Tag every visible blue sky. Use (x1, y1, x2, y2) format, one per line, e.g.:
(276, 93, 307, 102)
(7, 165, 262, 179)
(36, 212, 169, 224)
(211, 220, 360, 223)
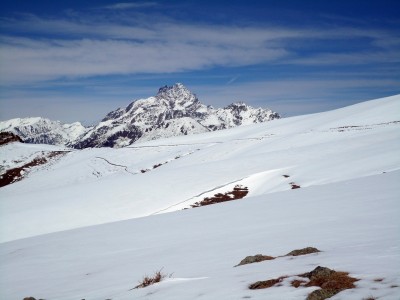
(0, 0, 399, 124)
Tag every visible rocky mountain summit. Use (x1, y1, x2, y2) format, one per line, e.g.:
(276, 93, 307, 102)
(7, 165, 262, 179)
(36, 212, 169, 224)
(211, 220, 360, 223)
(1, 83, 279, 148)
(74, 83, 279, 148)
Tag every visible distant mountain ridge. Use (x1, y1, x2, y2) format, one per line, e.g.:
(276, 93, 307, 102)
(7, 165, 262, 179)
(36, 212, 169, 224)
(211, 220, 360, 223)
(0, 83, 280, 148)
(0, 117, 88, 146)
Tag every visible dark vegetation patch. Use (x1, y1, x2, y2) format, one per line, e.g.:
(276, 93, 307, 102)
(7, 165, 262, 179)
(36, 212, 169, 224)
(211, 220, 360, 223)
(290, 182, 301, 189)
(249, 276, 287, 289)
(235, 254, 275, 267)
(249, 266, 358, 300)
(0, 132, 24, 145)
(191, 185, 249, 208)
(285, 247, 321, 257)
(133, 269, 170, 289)
(141, 161, 166, 173)
(0, 151, 67, 188)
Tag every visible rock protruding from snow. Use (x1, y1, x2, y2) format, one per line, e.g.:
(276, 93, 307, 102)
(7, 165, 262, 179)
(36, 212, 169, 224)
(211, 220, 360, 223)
(0, 132, 24, 145)
(75, 83, 279, 148)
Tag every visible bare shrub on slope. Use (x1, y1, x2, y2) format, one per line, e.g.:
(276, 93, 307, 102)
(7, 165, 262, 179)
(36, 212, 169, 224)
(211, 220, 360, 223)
(134, 269, 171, 289)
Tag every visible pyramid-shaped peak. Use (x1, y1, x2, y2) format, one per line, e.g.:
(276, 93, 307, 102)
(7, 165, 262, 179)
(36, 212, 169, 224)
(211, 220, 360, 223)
(156, 83, 198, 104)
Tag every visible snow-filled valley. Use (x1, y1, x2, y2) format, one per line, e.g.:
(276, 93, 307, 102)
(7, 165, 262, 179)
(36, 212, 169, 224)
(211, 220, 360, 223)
(0, 94, 399, 300)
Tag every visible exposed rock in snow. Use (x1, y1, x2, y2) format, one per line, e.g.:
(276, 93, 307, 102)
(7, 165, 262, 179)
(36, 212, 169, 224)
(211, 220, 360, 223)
(0, 132, 24, 145)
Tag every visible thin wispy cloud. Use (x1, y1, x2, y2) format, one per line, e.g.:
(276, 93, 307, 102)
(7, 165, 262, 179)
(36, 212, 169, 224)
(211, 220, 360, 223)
(1, 12, 398, 85)
(226, 76, 239, 85)
(102, 2, 158, 10)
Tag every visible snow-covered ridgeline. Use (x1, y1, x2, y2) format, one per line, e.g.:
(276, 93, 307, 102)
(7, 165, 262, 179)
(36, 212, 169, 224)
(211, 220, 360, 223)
(0, 83, 279, 148)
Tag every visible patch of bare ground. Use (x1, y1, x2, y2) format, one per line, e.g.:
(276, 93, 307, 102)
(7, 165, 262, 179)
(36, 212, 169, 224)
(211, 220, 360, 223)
(235, 254, 275, 267)
(191, 185, 249, 208)
(249, 276, 287, 289)
(291, 279, 308, 287)
(301, 266, 359, 300)
(0, 151, 67, 188)
(249, 266, 358, 300)
(236, 247, 320, 267)
(285, 247, 321, 257)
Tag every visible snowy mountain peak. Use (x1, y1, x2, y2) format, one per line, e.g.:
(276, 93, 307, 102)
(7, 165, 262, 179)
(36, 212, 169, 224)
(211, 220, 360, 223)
(156, 83, 199, 107)
(0, 117, 88, 146)
(1, 84, 279, 148)
(75, 84, 279, 148)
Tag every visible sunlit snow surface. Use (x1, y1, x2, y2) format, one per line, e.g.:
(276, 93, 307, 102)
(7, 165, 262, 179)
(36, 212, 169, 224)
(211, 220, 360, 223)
(0, 95, 399, 299)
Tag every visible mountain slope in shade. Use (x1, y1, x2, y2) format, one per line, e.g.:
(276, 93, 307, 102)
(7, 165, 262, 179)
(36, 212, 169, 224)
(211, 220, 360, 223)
(0, 117, 88, 146)
(73, 83, 279, 148)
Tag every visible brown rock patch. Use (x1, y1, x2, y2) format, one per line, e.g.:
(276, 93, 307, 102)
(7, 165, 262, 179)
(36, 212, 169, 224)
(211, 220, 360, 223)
(235, 254, 275, 266)
(285, 247, 321, 257)
(191, 185, 249, 208)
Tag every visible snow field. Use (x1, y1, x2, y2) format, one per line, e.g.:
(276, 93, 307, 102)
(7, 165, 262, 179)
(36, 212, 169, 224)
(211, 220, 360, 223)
(0, 94, 399, 299)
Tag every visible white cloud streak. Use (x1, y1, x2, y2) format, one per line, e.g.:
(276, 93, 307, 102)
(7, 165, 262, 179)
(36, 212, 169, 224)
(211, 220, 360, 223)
(0, 13, 399, 85)
(102, 2, 158, 10)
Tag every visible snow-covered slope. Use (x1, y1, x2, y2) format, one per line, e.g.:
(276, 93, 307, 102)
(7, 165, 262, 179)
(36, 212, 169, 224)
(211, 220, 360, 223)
(0, 94, 398, 242)
(0, 94, 399, 300)
(75, 83, 279, 148)
(0, 117, 88, 145)
(1, 171, 399, 300)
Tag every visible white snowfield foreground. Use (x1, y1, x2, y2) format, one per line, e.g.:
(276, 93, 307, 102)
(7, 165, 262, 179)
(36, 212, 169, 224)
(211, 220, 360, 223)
(0, 94, 399, 300)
